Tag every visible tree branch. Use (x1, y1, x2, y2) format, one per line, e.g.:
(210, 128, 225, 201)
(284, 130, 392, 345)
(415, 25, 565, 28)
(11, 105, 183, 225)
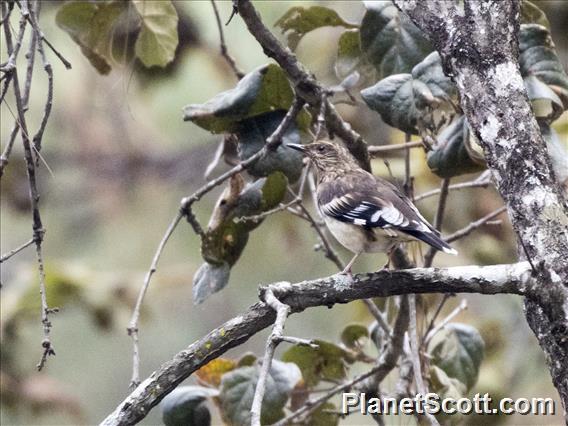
(126, 97, 305, 387)
(394, 0, 568, 410)
(235, 0, 371, 171)
(101, 262, 532, 425)
(250, 283, 316, 426)
(210, 0, 244, 80)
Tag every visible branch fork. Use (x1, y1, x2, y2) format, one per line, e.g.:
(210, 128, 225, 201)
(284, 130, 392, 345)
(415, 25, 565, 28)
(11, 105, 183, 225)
(251, 282, 317, 426)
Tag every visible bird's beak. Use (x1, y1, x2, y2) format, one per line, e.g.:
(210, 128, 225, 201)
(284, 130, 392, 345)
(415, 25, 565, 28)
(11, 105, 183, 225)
(287, 143, 306, 153)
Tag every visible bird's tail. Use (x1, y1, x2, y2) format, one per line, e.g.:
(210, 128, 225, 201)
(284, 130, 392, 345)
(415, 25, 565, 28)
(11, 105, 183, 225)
(403, 229, 458, 255)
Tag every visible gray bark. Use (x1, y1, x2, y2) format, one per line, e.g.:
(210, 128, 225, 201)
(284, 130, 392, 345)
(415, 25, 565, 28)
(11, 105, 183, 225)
(100, 262, 531, 425)
(394, 0, 568, 415)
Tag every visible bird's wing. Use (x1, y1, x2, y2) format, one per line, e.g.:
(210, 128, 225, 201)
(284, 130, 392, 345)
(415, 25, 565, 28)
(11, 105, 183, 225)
(318, 173, 457, 254)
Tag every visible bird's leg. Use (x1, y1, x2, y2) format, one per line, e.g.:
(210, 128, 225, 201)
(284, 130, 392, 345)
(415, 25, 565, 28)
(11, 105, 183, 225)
(341, 252, 361, 276)
(378, 245, 397, 271)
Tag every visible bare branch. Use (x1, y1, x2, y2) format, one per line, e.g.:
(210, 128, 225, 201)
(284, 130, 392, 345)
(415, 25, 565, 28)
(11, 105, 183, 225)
(414, 172, 492, 203)
(0, 238, 34, 263)
(126, 97, 305, 386)
(16, 0, 72, 70)
(126, 212, 184, 387)
(235, 0, 371, 171)
(3, 0, 55, 370)
(102, 262, 532, 425)
(408, 295, 440, 426)
(424, 299, 468, 347)
(445, 206, 507, 243)
(210, 0, 244, 80)
(251, 283, 315, 426)
(368, 140, 424, 156)
(0, 3, 27, 73)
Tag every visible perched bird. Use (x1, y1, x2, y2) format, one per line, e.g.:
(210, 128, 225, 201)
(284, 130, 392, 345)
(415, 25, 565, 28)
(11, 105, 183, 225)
(288, 140, 457, 274)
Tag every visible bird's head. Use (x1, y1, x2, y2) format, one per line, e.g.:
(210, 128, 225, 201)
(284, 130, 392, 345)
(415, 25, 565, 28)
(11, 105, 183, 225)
(288, 140, 359, 175)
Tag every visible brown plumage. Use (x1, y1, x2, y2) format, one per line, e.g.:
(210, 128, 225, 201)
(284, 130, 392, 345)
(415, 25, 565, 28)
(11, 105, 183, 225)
(288, 140, 457, 273)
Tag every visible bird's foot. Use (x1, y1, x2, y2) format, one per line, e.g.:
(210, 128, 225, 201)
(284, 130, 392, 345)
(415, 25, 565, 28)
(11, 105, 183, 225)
(339, 267, 354, 281)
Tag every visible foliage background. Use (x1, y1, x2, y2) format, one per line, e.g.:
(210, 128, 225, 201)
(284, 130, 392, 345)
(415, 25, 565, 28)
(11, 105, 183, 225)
(1, 1, 567, 425)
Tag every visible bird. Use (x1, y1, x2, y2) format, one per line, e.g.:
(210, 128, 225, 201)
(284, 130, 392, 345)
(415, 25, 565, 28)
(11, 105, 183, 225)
(288, 140, 457, 274)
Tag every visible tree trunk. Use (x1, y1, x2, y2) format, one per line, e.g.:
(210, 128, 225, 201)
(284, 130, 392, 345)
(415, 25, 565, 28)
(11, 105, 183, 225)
(394, 0, 568, 415)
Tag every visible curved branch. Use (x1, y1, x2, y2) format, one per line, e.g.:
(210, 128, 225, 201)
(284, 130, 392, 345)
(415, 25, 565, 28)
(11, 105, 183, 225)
(101, 262, 532, 425)
(236, 0, 371, 171)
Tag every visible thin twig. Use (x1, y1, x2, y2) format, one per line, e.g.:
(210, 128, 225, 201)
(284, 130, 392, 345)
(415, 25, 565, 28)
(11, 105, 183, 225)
(362, 299, 392, 336)
(368, 140, 424, 156)
(4, 1, 55, 370)
(445, 205, 507, 243)
(210, 0, 244, 80)
(414, 172, 492, 203)
(0, 238, 34, 263)
(408, 295, 441, 426)
(27, 0, 54, 155)
(403, 133, 413, 198)
(275, 296, 410, 426)
(424, 299, 468, 346)
(422, 294, 451, 348)
(423, 178, 451, 267)
(251, 283, 316, 426)
(127, 98, 305, 386)
(127, 212, 184, 387)
(236, 164, 309, 224)
(15, 0, 72, 70)
(0, 3, 27, 73)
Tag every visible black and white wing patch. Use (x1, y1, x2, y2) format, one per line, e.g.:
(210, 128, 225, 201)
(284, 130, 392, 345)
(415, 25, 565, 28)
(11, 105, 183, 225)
(318, 180, 457, 255)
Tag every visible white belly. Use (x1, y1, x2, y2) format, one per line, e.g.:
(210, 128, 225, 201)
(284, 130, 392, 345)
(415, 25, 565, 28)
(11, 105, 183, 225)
(324, 218, 405, 254)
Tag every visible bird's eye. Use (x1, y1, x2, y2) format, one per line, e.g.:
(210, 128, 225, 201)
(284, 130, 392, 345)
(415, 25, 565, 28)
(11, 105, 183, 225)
(317, 145, 325, 152)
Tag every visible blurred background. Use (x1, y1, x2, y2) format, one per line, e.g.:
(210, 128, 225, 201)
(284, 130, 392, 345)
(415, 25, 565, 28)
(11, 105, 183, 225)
(1, 1, 567, 425)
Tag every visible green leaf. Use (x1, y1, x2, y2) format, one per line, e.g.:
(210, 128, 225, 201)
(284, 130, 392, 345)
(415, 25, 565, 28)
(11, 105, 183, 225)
(16, 265, 85, 318)
(519, 24, 568, 122)
(183, 64, 295, 134)
(236, 110, 305, 182)
(281, 340, 351, 387)
(219, 360, 301, 426)
(361, 52, 456, 134)
(428, 323, 485, 391)
(307, 402, 340, 426)
(427, 116, 486, 178)
(520, 1, 550, 28)
(132, 0, 179, 68)
(360, 1, 432, 79)
(237, 353, 258, 367)
(56, 1, 126, 74)
(161, 386, 218, 426)
(340, 324, 369, 350)
(260, 172, 288, 210)
(335, 29, 362, 79)
(194, 174, 287, 304)
(275, 6, 357, 51)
